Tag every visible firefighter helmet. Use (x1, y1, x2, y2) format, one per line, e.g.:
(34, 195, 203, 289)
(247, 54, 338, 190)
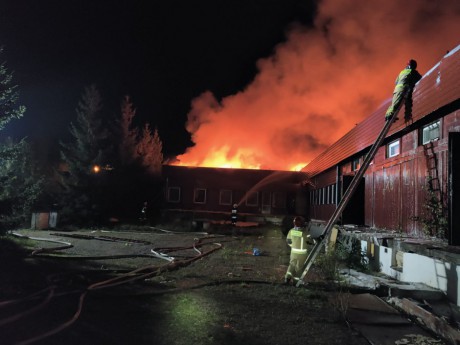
(408, 59, 417, 69)
(293, 216, 305, 227)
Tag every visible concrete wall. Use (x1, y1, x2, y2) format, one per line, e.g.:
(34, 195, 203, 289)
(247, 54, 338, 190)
(362, 239, 460, 306)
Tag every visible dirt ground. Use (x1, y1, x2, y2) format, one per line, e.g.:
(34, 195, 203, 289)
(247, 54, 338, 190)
(0, 222, 370, 345)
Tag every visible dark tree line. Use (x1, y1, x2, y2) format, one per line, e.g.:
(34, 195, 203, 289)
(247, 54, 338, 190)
(0, 47, 43, 233)
(58, 87, 164, 226)
(1, 47, 165, 231)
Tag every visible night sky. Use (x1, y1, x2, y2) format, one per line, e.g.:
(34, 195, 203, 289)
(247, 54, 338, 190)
(1, 1, 460, 170)
(0, 0, 316, 160)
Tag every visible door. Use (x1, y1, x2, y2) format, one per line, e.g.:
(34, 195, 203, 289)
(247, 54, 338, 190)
(261, 191, 271, 214)
(341, 175, 365, 225)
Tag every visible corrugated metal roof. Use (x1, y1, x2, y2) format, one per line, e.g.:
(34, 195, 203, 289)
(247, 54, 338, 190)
(303, 44, 460, 177)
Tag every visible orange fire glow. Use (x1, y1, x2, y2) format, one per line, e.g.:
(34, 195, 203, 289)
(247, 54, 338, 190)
(174, 146, 262, 170)
(174, 0, 460, 171)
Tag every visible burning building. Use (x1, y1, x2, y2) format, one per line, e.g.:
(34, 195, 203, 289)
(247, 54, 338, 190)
(162, 165, 307, 225)
(303, 44, 460, 244)
(163, 43, 460, 240)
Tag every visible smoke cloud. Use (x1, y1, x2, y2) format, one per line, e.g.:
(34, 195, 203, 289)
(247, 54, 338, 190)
(175, 0, 460, 171)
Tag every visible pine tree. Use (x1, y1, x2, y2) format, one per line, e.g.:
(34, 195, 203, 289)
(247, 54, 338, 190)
(0, 139, 44, 230)
(118, 95, 138, 165)
(136, 123, 163, 176)
(110, 98, 165, 221)
(60, 85, 107, 174)
(59, 85, 111, 225)
(0, 47, 42, 231)
(0, 47, 26, 131)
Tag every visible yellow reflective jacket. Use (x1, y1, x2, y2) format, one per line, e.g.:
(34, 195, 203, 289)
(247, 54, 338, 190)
(393, 67, 422, 93)
(286, 226, 310, 254)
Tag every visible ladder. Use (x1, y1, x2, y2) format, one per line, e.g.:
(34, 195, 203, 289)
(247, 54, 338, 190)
(423, 140, 444, 236)
(423, 141, 442, 202)
(295, 92, 408, 287)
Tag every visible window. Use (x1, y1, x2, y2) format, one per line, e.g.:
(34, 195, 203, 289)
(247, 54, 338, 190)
(194, 188, 206, 204)
(272, 192, 286, 208)
(219, 190, 232, 205)
(352, 157, 361, 171)
(246, 191, 258, 206)
(387, 140, 400, 158)
(167, 187, 180, 203)
(421, 120, 440, 144)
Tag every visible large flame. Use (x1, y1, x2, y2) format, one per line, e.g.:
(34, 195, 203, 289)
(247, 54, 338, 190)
(175, 0, 460, 171)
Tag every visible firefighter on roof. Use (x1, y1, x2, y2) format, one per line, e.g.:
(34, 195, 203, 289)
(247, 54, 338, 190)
(385, 59, 422, 121)
(284, 216, 311, 285)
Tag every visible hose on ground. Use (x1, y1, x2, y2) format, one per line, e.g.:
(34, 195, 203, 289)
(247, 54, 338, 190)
(2, 233, 223, 345)
(10, 231, 73, 255)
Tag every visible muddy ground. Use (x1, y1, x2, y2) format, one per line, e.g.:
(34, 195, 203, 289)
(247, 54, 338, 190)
(0, 223, 370, 345)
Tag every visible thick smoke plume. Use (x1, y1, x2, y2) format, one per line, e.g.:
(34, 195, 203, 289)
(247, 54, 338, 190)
(176, 0, 460, 171)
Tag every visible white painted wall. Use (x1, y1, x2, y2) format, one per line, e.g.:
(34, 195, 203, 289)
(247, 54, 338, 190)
(400, 253, 448, 290)
(366, 241, 460, 306)
(378, 245, 400, 279)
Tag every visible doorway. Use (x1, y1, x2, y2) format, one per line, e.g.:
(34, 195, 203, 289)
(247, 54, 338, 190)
(448, 132, 460, 245)
(261, 191, 271, 214)
(341, 175, 365, 225)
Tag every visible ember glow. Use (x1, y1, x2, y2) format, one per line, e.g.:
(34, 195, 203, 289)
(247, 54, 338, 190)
(175, 0, 460, 171)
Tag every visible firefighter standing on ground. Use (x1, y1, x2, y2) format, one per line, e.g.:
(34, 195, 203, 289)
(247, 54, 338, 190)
(385, 59, 422, 121)
(140, 201, 148, 223)
(231, 203, 238, 226)
(285, 216, 311, 284)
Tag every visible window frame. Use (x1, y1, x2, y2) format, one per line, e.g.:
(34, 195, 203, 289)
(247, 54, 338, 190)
(352, 157, 361, 171)
(245, 191, 259, 206)
(193, 188, 207, 204)
(421, 120, 441, 145)
(167, 187, 181, 203)
(219, 189, 232, 205)
(271, 192, 286, 208)
(387, 139, 400, 158)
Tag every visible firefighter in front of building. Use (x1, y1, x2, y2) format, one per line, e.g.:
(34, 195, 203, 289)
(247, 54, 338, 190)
(385, 59, 422, 122)
(284, 216, 311, 285)
(140, 201, 148, 223)
(231, 203, 238, 226)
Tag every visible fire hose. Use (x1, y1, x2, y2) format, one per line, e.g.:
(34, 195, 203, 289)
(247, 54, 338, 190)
(2, 232, 224, 345)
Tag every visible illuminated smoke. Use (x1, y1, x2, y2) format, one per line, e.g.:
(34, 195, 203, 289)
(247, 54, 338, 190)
(175, 0, 460, 171)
